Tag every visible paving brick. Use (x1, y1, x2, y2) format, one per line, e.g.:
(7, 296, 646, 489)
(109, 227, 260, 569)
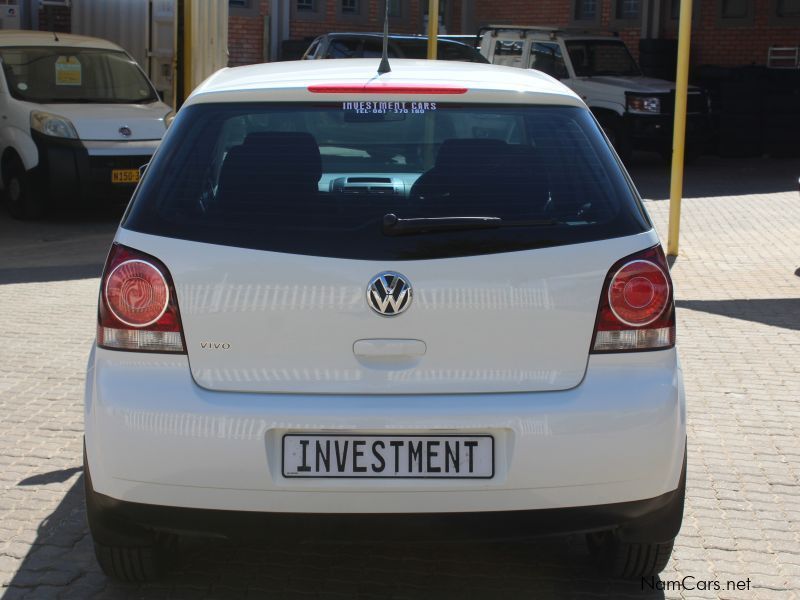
(0, 156, 799, 598)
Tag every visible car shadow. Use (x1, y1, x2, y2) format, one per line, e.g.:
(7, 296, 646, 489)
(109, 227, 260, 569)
(676, 298, 800, 331)
(0, 263, 103, 285)
(627, 153, 799, 200)
(4, 474, 668, 599)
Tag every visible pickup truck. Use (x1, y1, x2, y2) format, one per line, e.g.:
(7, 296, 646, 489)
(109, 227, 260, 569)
(480, 26, 712, 161)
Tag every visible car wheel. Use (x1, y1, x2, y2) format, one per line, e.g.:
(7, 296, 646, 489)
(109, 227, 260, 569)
(4, 159, 45, 220)
(587, 447, 685, 578)
(587, 531, 675, 578)
(84, 447, 174, 581)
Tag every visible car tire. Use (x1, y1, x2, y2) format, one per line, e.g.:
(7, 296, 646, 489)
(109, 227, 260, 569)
(587, 447, 685, 578)
(84, 447, 174, 582)
(4, 158, 46, 220)
(587, 531, 675, 578)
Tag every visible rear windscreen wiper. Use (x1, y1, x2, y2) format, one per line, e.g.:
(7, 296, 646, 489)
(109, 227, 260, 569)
(382, 213, 557, 236)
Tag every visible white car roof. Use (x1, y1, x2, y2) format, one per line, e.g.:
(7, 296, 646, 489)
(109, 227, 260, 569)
(484, 26, 622, 42)
(187, 59, 584, 108)
(0, 30, 124, 52)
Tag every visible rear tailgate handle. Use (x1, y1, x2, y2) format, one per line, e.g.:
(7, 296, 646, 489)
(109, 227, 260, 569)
(353, 339, 427, 358)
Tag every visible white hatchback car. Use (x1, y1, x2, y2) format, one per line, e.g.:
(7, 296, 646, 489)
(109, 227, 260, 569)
(0, 31, 172, 219)
(84, 58, 686, 581)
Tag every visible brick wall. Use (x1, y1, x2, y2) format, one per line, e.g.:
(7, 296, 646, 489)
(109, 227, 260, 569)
(228, 0, 271, 66)
(289, 1, 427, 43)
(660, 0, 800, 66)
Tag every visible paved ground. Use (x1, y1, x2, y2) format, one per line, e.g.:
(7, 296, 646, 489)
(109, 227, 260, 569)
(0, 155, 798, 599)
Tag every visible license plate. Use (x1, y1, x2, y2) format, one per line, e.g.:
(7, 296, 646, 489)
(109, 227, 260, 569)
(111, 169, 140, 184)
(283, 434, 494, 479)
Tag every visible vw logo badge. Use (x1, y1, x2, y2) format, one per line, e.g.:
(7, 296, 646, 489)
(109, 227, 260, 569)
(119, 126, 132, 137)
(366, 271, 413, 316)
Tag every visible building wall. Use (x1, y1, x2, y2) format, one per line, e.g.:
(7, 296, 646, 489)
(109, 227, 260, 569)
(228, 0, 271, 66)
(26, 1, 800, 69)
(289, 1, 426, 42)
(661, 0, 800, 66)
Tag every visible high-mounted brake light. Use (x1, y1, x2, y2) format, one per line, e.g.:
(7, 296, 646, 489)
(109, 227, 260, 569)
(97, 244, 185, 353)
(591, 245, 675, 353)
(307, 84, 468, 94)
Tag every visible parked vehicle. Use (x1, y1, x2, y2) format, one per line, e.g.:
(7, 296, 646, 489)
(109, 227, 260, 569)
(303, 33, 488, 63)
(480, 25, 712, 160)
(0, 31, 173, 219)
(84, 57, 686, 582)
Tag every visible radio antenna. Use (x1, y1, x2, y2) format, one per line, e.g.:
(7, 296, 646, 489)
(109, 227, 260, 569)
(377, 0, 391, 75)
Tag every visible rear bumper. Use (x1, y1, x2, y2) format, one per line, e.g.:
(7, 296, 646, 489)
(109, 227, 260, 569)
(85, 346, 686, 516)
(626, 113, 714, 151)
(31, 132, 157, 204)
(87, 464, 685, 543)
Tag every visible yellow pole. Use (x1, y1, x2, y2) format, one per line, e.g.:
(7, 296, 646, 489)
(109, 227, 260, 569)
(427, 0, 439, 59)
(182, 0, 194, 103)
(667, 0, 693, 256)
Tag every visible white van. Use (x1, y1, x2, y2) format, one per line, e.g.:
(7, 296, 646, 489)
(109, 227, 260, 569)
(0, 31, 173, 219)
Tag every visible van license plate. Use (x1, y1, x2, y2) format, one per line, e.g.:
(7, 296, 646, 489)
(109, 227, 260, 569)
(111, 169, 140, 184)
(282, 434, 494, 478)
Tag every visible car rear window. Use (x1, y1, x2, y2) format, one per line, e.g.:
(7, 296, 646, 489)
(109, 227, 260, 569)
(123, 103, 649, 260)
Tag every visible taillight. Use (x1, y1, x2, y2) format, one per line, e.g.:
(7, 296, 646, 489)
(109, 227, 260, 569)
(591, 245, 675, 353)
(97, 244, 185, 353)
(307, 84, 468, 94)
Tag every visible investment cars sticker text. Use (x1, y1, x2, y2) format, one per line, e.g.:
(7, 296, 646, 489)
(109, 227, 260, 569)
(342, 101, 437, 114)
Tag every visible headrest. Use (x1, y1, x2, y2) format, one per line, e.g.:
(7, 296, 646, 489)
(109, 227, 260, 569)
(434, 138, 509, 170)
(235, 131, 322, 183)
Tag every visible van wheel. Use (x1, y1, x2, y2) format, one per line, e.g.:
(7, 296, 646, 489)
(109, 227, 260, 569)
(4, 159, 45, 220)
(587, 531, 675, 578)
(84, 447, 174, 581)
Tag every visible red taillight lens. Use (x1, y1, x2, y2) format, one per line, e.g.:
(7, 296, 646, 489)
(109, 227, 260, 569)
(608, 260, 670, 326)
(307, 84, 469, 94)
(105, 260, 169, 327)
(592, 245, 675, 353)
(97, 244, 185, 353)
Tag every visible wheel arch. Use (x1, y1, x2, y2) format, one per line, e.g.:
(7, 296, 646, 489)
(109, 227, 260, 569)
(590, 106, 625, 122)
(0, 127, 39, 180)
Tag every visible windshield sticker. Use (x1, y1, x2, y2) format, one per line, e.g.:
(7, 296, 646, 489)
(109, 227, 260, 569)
(55, 56, 82, 86)
(17, 82, 27, 91)
(342, 101, 437, 115)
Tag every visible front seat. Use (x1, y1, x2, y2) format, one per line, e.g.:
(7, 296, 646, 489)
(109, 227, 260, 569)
(216, 131, 323, 212)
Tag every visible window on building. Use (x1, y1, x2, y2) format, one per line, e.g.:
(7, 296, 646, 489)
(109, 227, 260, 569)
(574, 0, 599, 21)
(341, 0, 359, 14)
(294, 0, 326, 19)
(615, 0, 640, 19)
(776, 0, 800, 16)
(423, 0, 447, 31)
(721, 0, 748, 17)
(229, 0, 257, 12)
(389, 0, 403, 17)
